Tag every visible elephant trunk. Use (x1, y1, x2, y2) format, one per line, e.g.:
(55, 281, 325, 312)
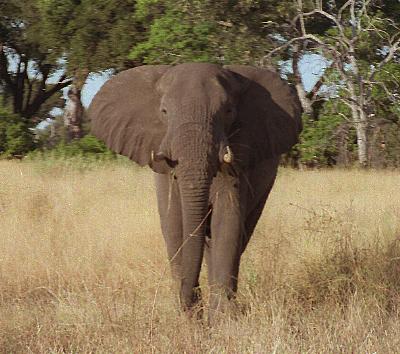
(179, 175, 210, 308)
(173, 127, 215, 309)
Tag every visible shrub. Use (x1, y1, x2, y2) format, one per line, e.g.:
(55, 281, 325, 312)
(27, 134, 117, 163)
(0, 103, 35, 157)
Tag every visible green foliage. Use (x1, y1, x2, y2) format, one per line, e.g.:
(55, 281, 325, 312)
(38, 0, 141, 73)
(0, 1, 69, 122)
(383, 124, 400, 167)
(131, 10, 217, 64)
(26, 135, 135, 172)
(135, 0, 164, 20)
(293, 1, 400, 167)
(4, 122, 35, 156)
(131, 0, 296, 65)
(0, 109, 13, 154)
(28, 134, 114, 160)
(299, 102, 355, 166)
(74, 134, 112, 155)
(0, 101, 35, 157)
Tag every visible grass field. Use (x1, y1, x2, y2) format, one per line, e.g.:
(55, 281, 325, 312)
(0, 160, 399, 353)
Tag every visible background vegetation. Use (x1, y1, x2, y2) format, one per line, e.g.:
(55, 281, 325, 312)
(1, 0, 399, 167)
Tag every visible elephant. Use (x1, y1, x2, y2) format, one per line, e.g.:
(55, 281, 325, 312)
(88, 63, 302, 321)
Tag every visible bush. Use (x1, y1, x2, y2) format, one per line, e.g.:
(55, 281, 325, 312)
(27, 134, 117, 161)
(298, 102, 357, 167)
(0, 103, 35, 157)
(75, 134, 111, 154)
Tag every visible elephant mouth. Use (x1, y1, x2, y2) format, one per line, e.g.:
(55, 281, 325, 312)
(151, 150, 177, 168)
(151, 143, 234, 171)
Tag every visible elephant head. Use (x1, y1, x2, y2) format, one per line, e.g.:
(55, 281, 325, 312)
(88, 63, 302, 308)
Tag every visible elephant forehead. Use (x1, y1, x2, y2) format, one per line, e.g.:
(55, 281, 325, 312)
(162, 89, 229, 112)
(160, 64, 231, 92)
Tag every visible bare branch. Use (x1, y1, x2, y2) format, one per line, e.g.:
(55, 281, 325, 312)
(338, 0, 352, 23)
(262, 34, 341, 66)
(296, 0, 306, 36)
(282, 0, 398, 166)
(365, 80, 399, 103)
(369, 38, 400, 82)
(336, 110, 352, 122)
(23, 75, 72, 118)
(300, 8, 351, 48)
(309, 76, 325, 99)
(350, 0, 357, 38)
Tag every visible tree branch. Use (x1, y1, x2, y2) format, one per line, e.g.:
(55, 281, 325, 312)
(262, 34, 341, 65)
(14, 55, 25, 113)
(23, 75, 72, 118)
(365, 80, 399, 103)
(0, 44, 16, 95)
(338, 0, 352, 23)
(369, 37, 400, 82)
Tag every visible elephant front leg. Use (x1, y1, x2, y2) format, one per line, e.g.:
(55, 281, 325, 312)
(154, 174, 183, 282)
(208, 189, 243, 320)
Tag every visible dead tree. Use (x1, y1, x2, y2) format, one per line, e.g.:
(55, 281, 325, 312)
(63, 86, 84, 141)
(263, 0, 400, 167)
(63, 70, 88, 141)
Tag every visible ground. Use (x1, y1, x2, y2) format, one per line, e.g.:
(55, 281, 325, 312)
(0, 160, 399, 353)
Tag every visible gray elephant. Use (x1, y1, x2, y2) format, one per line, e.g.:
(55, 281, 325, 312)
(88, 63, 302, 320)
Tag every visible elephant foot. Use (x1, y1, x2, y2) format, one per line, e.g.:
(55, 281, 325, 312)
(180, 286, 204, 321)
(207, 287, 240, 326)
(186, 302, 204, 322)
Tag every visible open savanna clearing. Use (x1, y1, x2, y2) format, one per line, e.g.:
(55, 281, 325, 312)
(0, 160, 399, 353)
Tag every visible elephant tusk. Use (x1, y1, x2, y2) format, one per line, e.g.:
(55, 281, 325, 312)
(223, 146, 233, 164)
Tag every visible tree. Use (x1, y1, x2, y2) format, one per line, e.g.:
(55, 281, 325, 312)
(131, 0, 297, 65)
(265, 0, 400, 167)
(0, 1, 71, 122)
(38, 0, 142, 140)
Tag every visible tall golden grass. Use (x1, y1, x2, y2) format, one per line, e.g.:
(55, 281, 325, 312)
(0, 160, 399, 353)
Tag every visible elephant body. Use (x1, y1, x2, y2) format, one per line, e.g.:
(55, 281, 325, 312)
(88, 63, 302, 321)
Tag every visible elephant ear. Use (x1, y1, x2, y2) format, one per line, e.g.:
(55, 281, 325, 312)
(88, 65, 171, 173)
(225, 65, 302, 166)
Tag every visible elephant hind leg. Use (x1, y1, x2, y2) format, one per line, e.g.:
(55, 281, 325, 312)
(203, 206, 213, 284)
(240, 161, 278, 254)
(240, 189, 270, 254)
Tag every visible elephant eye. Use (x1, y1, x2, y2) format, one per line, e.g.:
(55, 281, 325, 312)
(161, 108, 167, 114)
(226, 106, 235, 115)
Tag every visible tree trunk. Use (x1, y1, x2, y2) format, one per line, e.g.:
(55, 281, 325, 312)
(295, 82, 313, 115)
(63, 86, 84, 141)
(352, 106, 368, 167)
(347, 72, 369, 168)
(292, 44, 313, 115)
(63, 71, 88, 141)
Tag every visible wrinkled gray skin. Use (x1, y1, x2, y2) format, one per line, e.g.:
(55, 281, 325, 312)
(154, 156, 279, 317)
(89, 63, 302, 322)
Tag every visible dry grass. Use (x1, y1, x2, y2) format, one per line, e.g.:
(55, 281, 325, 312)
(0, 160, 399, 353)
